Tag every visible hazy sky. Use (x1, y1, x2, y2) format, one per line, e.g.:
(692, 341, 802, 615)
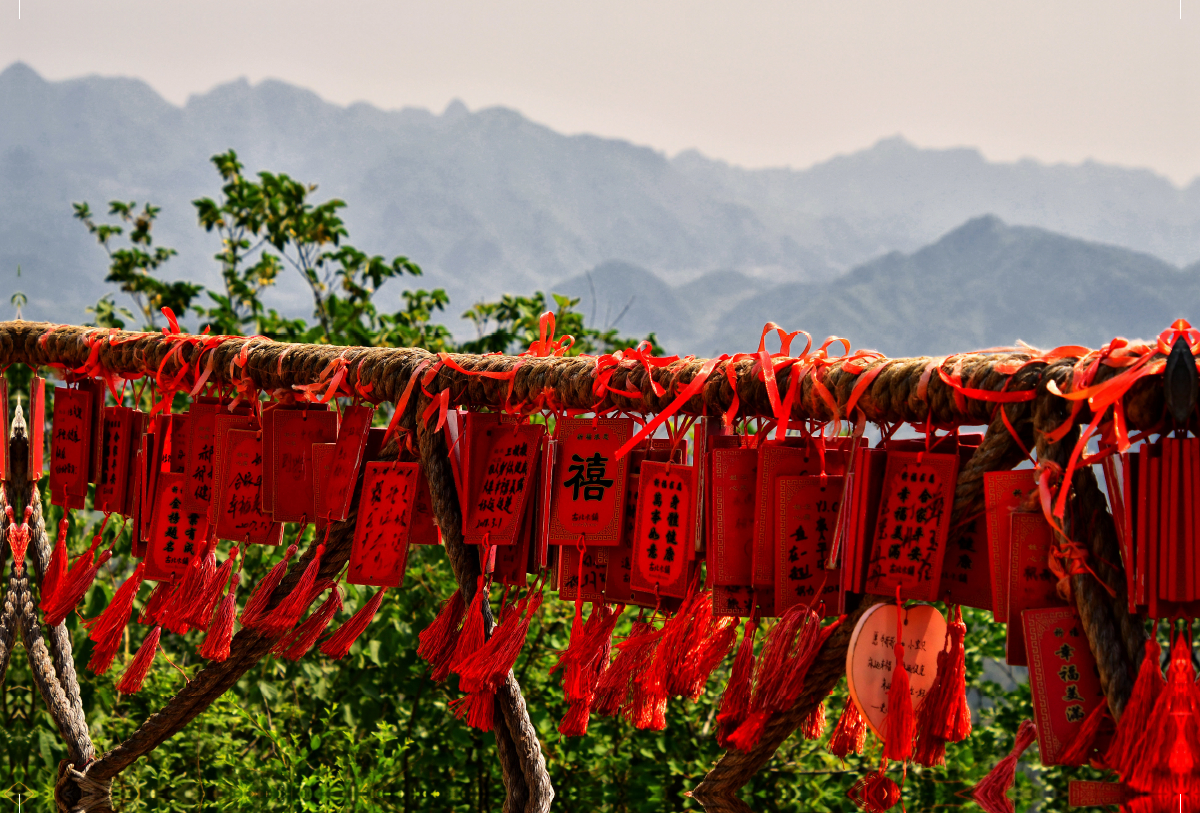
(5, 0, 1200, 183)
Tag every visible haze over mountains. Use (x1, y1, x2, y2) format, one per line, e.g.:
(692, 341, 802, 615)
(2, 61, 1199, 354)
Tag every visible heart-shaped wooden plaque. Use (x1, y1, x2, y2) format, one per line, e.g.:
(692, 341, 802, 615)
(845, 602, 947, 737)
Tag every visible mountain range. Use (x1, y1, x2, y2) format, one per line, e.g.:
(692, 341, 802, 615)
(2, 61, 1199, 354)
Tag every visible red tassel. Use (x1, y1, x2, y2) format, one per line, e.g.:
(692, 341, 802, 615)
(256, 542, 326, 637)
(848, 762, 902, 813)
(882, 593, 915, 762)
(417, 588, 466, 681)
(969, 719, 1037, 813)
(319, 587, 389, 660)
(198, 557, 242, 663)
(187, 546, 240, 629)
(716, 616, 758, 748)
(450, 576, 489, 670)
(116, 625, 162, 695)
(594, 616, 658, 718)
(553, 602, 622, 737)
(667, 592, 737, 700)
(158, 536, 217, 635)
(457, 583, 545, 696)
(829, 696, 868, 760)
(1058, 698, 1111, 767)
(83, 561, 145, 675)
(622, 622, 668, 730)
(801, 699, 827, 740)
(273, 584, 343, 661)
(40, 517, 69, 609)
(42, 545, 113, 627)
(1126, 630, 1200, 795)
(139, 579, 176, 626)
(914, 605, 970, 767)
(1106, 634, 1163, 777)
(449, 690, 495, 732)
(240, 543, 298, 628)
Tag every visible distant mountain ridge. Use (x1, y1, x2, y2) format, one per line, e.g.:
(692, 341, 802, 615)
(557, 217, 1200, 357)
(3, 61, 1200, 351)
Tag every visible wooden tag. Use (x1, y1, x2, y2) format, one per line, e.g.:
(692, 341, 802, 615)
(984, 469, 1037, 622)
(144, 472, 208, 582)
(409, 467, 440, 545)
(712, 584, 755, 618)
(461, 421, 544, 546)
(775, 475, 843, 615)
(845, 602, 946, 737)
(81, 378, 105, 484)
(753, 441, 846, 590)
(535, 435, 557, 567)
(348, 462, 418, 587)
(629, 460, 694, 598)
(260, 403, 326, 514)
(1023, 606, 1104, 766)
(493, 497, 533, 586)
(707, 448, 757, 586)
(182, 401, 220, 511)
(938, 514, 992, 612)
(271, 407, 338, 523)
(209, 413, 255, 524)
(50, 386, 91, 508)
(94, 406, 133, 514)
(311, 442, 337, 525)
(122, 411, 146, 519)
(547, 418, 631, 546)
(215, 429, 280, 545)
(28, 375, 45, 481)
(325, 404, 375, 522)
(843, 447, 888, 597)
(1006, 511, 1066, 666)
(558, 546, 609, 601)
(864, 451, 958, 601)
(1067, 781, 1127, 807)
(603, 472, 639, 603)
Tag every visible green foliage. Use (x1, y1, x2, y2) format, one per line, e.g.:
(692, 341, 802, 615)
(460, 292, 661, 356)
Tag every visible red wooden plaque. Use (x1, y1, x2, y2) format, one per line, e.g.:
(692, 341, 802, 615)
(1006, 511, 1066, 666)
(94, 406, 133, 514)
(461, 421, 544, 546)
(546, 418, 631, 546)
(144, 472, 208, 582)
(50, 386, 92, 507)
(775, 475, 843, 615)
(864, 451, 958, 601)
(271, 407, 338, 523)
(938, 513, 992, 612)
(325, 404, 375, 522)
(557, 545, 609, 602)
(1023, 606, 1105, 766)
(603, 472, 639, 603)
(209, 413, 255, 524)
(984, 469, 1037, 622)
(29, 375, 45, 482)
(629, 460, 694, 599)
(182, 400, 220, 511)
(348, 461, 418, 587)
(215, 429, 281, 545)
(707, 448, 757, 586)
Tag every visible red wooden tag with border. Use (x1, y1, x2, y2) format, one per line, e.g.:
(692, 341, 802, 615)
(271, 407, 338, 523)
(94, 406, 133, 514)
(216, 428, 281, 545)
(629, 460, 694, 599)
(312, 442, 336, 526)
(1006, 511, 1065, 666)
(939, 513, 992, 611)
(1023, 606, 1105, 766)
(144, 472, 208, 582)
(50, 386, 91, 508)
(712, 585, 756, 618)
(325, 404, 375, 522)
(775, 475, 843, 616)
(864, 450, 958, 601)
(708, 447, 757, 586)
(558, 546, 609, 602)
(984, 469, 1037, 622)
(209, 412, 255, 524)
(547, 418, 631, 547)
(603, 472, 639, 603)
(122, 411, 146, 520)
(535, 435, 557, 568)
(409, 467, 440, 546)
(348, 461, 418, 587)
(81, 378, 105, 484)
(183, 400, 221, 511)
(28, 375, 45, 482)
(462, 420, 544, 546)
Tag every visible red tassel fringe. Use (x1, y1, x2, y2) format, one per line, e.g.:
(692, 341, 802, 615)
(882, 596, 915, 762)
(829, 696, 867, 760)
(1106, 635, 1163, 778)
(716, 616, 758, 748)
(273, 584, 343, 661)
(116, 625, 162, 695)
(40, 517, 69, 608)
(319, 587, 389, 660)
(417, 588, 467, 681)
(240, 543, 298, 628)
(83, 561, 145, 675)
(257, 542, 326, 638)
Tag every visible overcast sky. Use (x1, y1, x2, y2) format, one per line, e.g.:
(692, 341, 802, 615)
(5, 0, 1199, 183)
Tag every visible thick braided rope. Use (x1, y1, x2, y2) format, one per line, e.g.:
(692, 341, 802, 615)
(1033, 367, 1139, 719)
(416, 392, 551, 813)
